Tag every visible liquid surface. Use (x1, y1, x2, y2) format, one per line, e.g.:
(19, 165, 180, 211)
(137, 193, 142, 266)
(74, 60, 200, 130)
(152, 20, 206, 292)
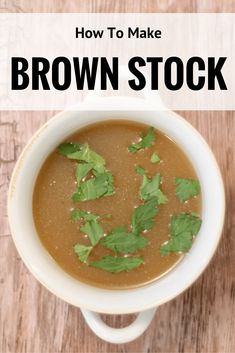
(33, 120, 201, 289)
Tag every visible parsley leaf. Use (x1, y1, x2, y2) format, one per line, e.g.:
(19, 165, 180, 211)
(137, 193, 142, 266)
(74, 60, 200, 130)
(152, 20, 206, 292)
(58, 142, 115, 202)
(72, 172, 114, 202)
(160, 213, 202, 255)
(80, 219, 104, 246)
(90, 256, 144, 273)
(67, 144, 105, 174)
(128, 127, 155, 153)
(132, 197, 158, 234)
(71, 209, 99, 221)
(58, 142, 83, 156)
(154, 190, 168, 204)
(74, 243, 93, 262)
(171, 212, 201, 235)
(174, 178, 201, 202)
(135, 165, 146, 176)
(101, 227, 149, 253)
(160, 232, 192, 255)
(76, 163, 93, 186)
(72, 192, 82, 202)
(139, 174, 168, 204)
(151, 153, 161, 164)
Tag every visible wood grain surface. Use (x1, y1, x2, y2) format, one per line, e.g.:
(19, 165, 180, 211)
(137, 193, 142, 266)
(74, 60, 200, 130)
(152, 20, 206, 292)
(0, 1, 235, 353)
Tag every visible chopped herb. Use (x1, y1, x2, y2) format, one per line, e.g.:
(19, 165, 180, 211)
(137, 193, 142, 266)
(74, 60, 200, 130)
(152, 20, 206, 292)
(67, 144, 105, 174)
(139, 174, 168, 204)
(135, 165, 146, 176)
(151, 153, 161, 164)
(72, 192, 82, 203)
(71, 209, 99, 221)
(76, 163, 93, 186)
(80, 219, 104, 246)
(101, 227, 149, 253)
(160, 213, 202, 255)
(132, 197, 158, 234)
(154, 189, 167, 204)
(90, 256, 144, 273)
(128, 127, 155, 153)
(160, 232, 193, 256)
(62, 132, 202, 273)
(73, 172, 114, 202)
(58, 142, 83, 156)
(171, 212, 202, 235)
(74, 243, 93, 262)
(174, 178, 201, 202)
(58, 142, 114, 202)
(71, 209, 85, 221)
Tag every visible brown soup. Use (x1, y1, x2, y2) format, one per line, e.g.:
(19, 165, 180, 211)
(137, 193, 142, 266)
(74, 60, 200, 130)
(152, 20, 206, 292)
(33, 120, 201, 289)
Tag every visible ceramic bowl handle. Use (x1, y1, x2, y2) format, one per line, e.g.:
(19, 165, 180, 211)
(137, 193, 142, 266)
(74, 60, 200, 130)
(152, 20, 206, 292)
(81, 307, 157, 344)
(84, 65, 165, 110)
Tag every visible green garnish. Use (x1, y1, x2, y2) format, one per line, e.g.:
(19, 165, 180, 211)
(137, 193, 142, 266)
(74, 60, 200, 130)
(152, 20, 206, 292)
(135, 165, 146, 176)
(128, 127, 155, 153)
(58, 142, 114, 201)
(60, 130, 202, 274)
(80, 219, 104, 246)
(174, 178, 201, 202)
(74, 243, 93, 262)
(76, 163, 93, 186)
(72, 171, 114, 202)
(151, 153, 161, 164)
(71, 209, 99, 221)
(72, 192, 82, 202)
(132, 197, 158, 234)
(101, 227, 149, 253)
(58, 142, 83, 156)
(139, 174, 168, 204)
(160, 213, 202, 255)
(90, 256, 144, 273)
(65, 143, 106, 173)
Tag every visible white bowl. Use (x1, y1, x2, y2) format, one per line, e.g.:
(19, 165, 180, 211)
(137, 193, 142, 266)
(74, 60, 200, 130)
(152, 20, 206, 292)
(8, 97, 225, 343)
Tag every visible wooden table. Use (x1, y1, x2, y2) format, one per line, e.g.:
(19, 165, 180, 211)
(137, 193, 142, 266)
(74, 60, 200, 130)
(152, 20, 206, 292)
(0, 1, 235, 352)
